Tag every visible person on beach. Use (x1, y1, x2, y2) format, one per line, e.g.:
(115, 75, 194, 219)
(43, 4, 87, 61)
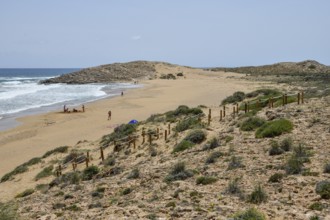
(108, 110, 111, 120)
(63, 105, 67, 113)
(82, 105, 85, 112)
(121, 91, 124, 96)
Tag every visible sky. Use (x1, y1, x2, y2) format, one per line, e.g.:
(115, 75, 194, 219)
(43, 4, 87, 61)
(0, 0, 329, 68)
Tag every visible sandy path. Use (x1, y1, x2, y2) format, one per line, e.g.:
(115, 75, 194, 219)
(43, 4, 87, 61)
(0, 70, 264, 179)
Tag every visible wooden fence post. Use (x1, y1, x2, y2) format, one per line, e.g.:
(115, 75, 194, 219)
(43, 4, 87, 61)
(233, 106, 235, 118)
(297, 93, 300, 105)
(128, 135, 131, 148)
(85, 151, 89, 168)
(282, 95, 285, 106)
(100, 147, 104, 162)
(133, 138, 136, 149)
(59, 165, 62, 176)
(236, 103, 239, 113)
(142, 131, 145, 144)
(168, 123, 171, 135)
(157, 128, 159, 139)
(208, 114, 211, 125)
(301, 91, 304, 104)
(209, 109, 211, 118)
(165, 130, 167, 141)
(149, 133, 152, 145)
(223, 105, 226, 117)
(220, 110, 222, 121)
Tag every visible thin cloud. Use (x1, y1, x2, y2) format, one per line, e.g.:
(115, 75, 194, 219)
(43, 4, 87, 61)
(131, 35, 142, 41)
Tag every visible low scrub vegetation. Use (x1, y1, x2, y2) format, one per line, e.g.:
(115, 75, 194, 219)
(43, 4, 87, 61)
(225, 178, 242, 195)
(173, 130, 206, 153)
(202, 137, 220, 150)
(100, 124, 137, 148)
(255, 119, 293, 138)
(42, 146, 68, 158)
(248, 184, 267, 204)
(35, 165, 54, 181)
(82, 166, 99, 181)
(222, 91, 245, 105)
(175, 117, 201, 132)
(196, 176, 217, 185)
(1, 157, 42, 182)
(0, 201, 20, 220)
(269, 141, 284, 156)
(165, 105, 203, 122)
(268, 173, 284, 183)
(205, 151, 222, 164)
(15, 188, 35, 198)
(324, 162, 330, 173)
(164, 162, 193, 182)
(240, 117, 266, 131)
(315, 180, 330, 199)
(227, 156, 244, 170)
(232, 207, 266, 220)
(172, 140, 194, 153)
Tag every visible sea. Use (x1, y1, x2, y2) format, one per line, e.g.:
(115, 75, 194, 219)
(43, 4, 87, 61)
(0, 68, 141, 130)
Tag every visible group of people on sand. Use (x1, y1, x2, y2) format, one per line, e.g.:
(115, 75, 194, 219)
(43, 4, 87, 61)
(63, 104, 85, 113)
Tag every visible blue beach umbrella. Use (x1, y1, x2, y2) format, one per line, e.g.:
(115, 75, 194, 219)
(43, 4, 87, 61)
(128, 119, 138, 124)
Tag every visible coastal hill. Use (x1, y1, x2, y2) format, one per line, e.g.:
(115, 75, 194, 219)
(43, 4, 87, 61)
(41, 60, 330, 84)
(208, 60, 330, 75)
(40, 61, 190, 84)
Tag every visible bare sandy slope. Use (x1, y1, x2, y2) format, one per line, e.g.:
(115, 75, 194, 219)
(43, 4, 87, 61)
(0, 67, 268, 200)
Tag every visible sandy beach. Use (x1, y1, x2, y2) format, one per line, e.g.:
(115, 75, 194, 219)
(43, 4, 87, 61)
(0, 67, 266, 200)
(0, 68, 261, 176)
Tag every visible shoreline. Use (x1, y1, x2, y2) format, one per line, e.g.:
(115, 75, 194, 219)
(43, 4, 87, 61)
(0, 69, 268, 182)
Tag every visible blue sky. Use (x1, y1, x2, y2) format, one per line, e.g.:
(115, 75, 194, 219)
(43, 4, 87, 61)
(0, 0, 329, 68)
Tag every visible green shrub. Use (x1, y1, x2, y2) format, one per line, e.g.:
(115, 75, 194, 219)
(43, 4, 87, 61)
(248, 185, 267, 204)
(226, 178, 242, 195)
(62, 151, 84, 164)
(177, 72, 184, 77)
(227, 156, 244, 170)
(205, 151, 222, 164)
(315, 180, 330, 199)
(100, 124, 137, 148)
(49, 172, 81, 187)
(42, 146, 68, 158)
(66, 204, 81, 211)
(164, 162, 193, 182)
(82, 165, 99, 180)
(15, 188, 35, 198)
(240, 117, 266, 131)
(146, 114, 165, 123)
(310, 215, 321, 220)
(324, 162, 330, 173)
(103, 156, 116, 166)
(0, 157, 42, 182)
(268, 173, 284, 183)
(308, 202, 323, 211)
(127, 168, 140, 179)
(173, 140, 194, 153)
(246, 89, 281, 99)
(121, 188, 132, 195)
(165, 201, 176, 208)
(280, 137, 293, 151)
(196, 176, 217, 185)
(232, 207, 266, 220)
(285, 155, 304, 175)
(0, 201, 19, 220)
(35, 165, 54, 180)
(255, 119, 293, 138)
(269, 141, 284, 156)
(293, 144, 311, 163)
(175, 117, 200, 132)
(184, 129, 206, 144)
(222, 91, 245, 105)
(203, 137, 220, 150)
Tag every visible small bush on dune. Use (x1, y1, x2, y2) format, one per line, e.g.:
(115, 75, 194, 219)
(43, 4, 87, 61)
(184, 129, 206, 144)
(225, 178, 242, 195)
(0, 201, 20, 220)
(203, 137, 220, 151)
(269, 141, 284, 156)
(82, 165, 99, 181)
(246, 89, 281, 99)
(35, 165, 54, 181)
(285, 154, 304, 175)
(103, 156, 116, 166)
(42, 146, 68, 158)
(15, 188, 35, 198)
(240, 117, 266, 131)
(127, 168, 140, 179)
(172, 140, 194, 153)
(232, 207, 266, 220)
(268, 173, 284, 183)
(100, 124, 137, 148)
(255, 119, 293, 138)
(324, 162, 330, 173)
(227, 156, 244, 170)
(1, 157, 42, 182)
(248, 185, 267, 204)
(280, 137, 293, 151)
(205, 151, 222, 164)
(164, 162, 193, 182)
(308, 202, 324, 211)
(49, 171, 81, 188)
(315, 180, 330, 199)
(196, 176, 217, 185)
(175, 117, 201, 132)
(222, 91, 245, 105)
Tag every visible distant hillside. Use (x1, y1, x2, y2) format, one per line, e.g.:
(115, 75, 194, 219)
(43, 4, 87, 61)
(208, 60, 330, 75)
(41, 61, 184, 84)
